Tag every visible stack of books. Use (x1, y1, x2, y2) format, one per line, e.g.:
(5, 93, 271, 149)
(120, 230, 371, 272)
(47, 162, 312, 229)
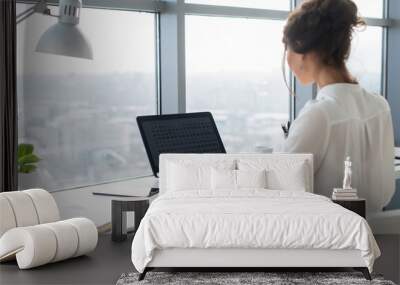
(332, 188, 358, 200)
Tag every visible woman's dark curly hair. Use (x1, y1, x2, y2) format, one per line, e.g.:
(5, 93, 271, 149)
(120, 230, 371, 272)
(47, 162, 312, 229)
(283, 0, 365, 68)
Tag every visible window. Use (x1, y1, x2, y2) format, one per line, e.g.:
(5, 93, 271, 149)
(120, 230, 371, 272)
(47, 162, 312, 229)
(15, 0, 388, 193)
(17, 5, 157, 191)
(185, 0, 290, 11)
(348, 26, 383, 95)
(347, 0, 386, 95)
(352, 0, 384, 18)
(186, 15, 289, 152)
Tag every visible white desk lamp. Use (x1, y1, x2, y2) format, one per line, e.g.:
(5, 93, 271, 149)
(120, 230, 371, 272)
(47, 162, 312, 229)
(16, 0, 93, 60)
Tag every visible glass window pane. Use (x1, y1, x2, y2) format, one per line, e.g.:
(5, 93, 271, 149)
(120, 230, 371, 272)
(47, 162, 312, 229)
(185, 0, 290, 11)
(348, 26, 383, 94)
(352, 0, 384, 18)
(186, 15, 289, 153)
(17, 5, 157, 191)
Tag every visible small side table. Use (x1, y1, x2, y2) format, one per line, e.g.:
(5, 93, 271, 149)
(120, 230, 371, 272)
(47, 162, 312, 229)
(332, 198, 366, 218)
(111, 190, 158, 242)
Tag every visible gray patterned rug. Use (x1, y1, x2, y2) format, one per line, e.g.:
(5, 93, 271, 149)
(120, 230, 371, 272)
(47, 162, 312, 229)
(116, 272, 396, 285)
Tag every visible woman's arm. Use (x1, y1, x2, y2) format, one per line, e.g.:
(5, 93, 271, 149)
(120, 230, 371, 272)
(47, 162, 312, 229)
(282, 102, 330, 173)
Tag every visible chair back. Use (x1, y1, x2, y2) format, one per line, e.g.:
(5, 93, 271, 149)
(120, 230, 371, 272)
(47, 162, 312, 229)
(0, 189, 60, 237)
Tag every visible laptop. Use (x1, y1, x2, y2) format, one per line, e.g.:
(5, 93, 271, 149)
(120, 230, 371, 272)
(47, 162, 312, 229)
(137, 112, 226, 178)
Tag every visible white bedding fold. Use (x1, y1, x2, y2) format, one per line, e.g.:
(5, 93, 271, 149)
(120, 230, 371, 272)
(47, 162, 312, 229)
(131, 190, 380, 273)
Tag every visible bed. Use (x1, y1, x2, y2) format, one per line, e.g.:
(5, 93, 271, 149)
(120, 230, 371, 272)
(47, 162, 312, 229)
(131, 154, 380, 281)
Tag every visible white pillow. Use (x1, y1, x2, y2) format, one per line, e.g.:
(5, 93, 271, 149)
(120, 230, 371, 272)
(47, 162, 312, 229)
(236, 169, 267, 189)
(238, 159, 309, 192)
(167, 163, 211, 191)
(166, 160, 236, 191)
(211, 169, 268, 190)
(211, 168, 236, 190)
(268, 162, 307, 191)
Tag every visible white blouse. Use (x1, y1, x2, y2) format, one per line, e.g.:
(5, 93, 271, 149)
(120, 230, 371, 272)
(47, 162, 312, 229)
(281, 83, 395, 214)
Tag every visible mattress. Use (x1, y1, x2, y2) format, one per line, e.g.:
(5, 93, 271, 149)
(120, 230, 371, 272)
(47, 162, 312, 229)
(131, 190, 380, 273)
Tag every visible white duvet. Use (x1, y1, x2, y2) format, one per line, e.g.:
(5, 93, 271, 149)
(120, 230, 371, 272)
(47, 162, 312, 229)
(131, 190, 380, 273)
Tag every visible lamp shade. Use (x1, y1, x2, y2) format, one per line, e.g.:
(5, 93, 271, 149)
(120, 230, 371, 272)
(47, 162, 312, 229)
(36, 23, 93, 60)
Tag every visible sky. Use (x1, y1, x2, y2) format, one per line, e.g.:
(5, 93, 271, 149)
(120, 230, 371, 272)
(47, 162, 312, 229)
(186, 16, 286, 74)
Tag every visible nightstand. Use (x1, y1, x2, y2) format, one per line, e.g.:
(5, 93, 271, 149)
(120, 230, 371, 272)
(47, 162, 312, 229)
(332, 198, 366, 218)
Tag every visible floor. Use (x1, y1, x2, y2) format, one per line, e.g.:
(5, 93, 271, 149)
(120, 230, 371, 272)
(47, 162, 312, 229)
(0, 234, 134, 285)
(1, 233, 398, 285)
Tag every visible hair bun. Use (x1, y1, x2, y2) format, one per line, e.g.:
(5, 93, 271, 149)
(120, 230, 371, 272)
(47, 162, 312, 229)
(283, 0, 366, 67)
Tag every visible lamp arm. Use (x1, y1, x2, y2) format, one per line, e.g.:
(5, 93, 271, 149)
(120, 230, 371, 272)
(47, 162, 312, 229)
(16, 0, 58, 25)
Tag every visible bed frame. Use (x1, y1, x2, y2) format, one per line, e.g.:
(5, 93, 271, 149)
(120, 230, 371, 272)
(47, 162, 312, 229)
(138, 248, 371, 280)
(137, 154, 372, 281)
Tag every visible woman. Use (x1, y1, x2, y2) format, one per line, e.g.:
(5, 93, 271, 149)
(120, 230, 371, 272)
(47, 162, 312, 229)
(281, 0, 395, 213)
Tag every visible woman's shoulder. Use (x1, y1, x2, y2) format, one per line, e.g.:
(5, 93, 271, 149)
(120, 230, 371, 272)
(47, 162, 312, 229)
(362, 89, 391, 111)
(296, 85, 391, 125)
(298, 99, 331, 118)
(295, 99, 332, 126)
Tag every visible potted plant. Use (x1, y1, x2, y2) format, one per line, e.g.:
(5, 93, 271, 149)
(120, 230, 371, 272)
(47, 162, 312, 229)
(18, 143, 40, 174)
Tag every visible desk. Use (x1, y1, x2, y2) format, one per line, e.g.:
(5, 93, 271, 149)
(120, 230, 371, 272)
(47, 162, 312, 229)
(111, 196, 153, 242)
(93, 188, 158, 242)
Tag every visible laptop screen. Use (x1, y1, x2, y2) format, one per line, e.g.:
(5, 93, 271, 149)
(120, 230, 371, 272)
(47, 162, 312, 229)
(137, 112, 226, 177)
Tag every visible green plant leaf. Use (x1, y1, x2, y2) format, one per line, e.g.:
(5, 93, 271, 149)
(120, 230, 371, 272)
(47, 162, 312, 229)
(18, 154, 40, 165)
(17, 143, 40, 174)
(19, 164, 37, 174)
(18, 144, 34, 158)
